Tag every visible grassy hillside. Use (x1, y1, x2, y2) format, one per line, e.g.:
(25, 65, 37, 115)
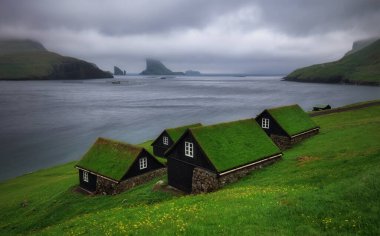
(284, 39, 380, 86)
(0, 102, 379, 235)
(0, 39, 113, 80)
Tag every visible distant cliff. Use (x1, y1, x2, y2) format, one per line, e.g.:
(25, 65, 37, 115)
(283, 38, 380, 86)
(0, 39, 113, 80)
(140, 59, 184, 75)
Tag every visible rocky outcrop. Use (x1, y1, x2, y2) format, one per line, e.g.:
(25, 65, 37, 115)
(0, 39, 113, 80)
(140, 58, 184, 75)
(114, 66, 124, 75)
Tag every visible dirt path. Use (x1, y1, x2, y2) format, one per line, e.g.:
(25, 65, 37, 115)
(309, 100, 380, 117)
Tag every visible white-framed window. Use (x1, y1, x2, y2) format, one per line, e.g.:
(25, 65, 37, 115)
(83, 171, 89, 182)
(163, 136, 169, 145)
(262, 118, 270, 129)
(139, 157, 148, 170)
(185, 142, 194, 157)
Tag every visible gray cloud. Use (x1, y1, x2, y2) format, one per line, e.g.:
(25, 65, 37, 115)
(0, 0, 379, 73)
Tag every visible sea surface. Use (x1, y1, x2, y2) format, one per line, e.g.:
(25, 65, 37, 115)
(1, 76, 379, 181)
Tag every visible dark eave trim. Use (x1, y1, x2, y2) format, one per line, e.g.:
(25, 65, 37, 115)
(290, 127, 320, 138)
(218, 153, 283, 176)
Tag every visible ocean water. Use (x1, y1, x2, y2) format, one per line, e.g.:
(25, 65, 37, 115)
(0, 76, 379, 181)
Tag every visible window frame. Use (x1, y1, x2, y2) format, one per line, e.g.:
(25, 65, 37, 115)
(163, 136, 169, 145)
(139, 157, 148, 170)
(185, 141, 194, 158)
(262, 118, 270, 129)
(83, 171, 89, 182)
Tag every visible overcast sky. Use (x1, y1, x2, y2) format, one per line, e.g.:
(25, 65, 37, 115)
(0, 0, 380, 74)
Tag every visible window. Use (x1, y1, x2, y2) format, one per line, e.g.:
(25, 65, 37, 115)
(185, 142, 194, 157)
(139, 157, 148, 170)
(262, 118, 270, 129)
(83, 171, 89, 182)
(163, 136, 169, 145)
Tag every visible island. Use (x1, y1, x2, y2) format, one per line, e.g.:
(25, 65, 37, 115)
(140, 58, 184, 75)
(283, 38, 380, 86)
(185, 70, 201, 76)
(0, 39, 113, 80)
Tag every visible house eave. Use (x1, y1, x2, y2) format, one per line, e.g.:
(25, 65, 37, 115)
(290, 127, 320, 138)
(218, 153, 283, 176)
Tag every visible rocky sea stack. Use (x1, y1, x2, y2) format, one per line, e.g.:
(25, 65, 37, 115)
(140, 58, 184, 75)
(0, 39, 113, 80)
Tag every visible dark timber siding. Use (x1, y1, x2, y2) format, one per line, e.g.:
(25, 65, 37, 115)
(167, 158, 194, 193)
(122, 150, 164, 179)
(166, 131, 216, 192)
(79, 169, 97, 192)
(152, 131, 174, 157)
(256, 111, 289, 137)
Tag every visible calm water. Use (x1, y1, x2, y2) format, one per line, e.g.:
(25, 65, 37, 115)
(1, 76, 379, 181)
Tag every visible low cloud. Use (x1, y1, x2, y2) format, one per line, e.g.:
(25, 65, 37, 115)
(0, 0, 379, 73)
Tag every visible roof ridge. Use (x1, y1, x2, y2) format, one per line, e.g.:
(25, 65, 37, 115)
(165, 122, 202, 131)
(189, 118, 254, 130)
(266, 104, 299, 111)
(96, 137, 143, 150)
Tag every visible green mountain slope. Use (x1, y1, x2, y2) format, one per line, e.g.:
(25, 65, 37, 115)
(0, 39, 113, 80)
(284, 39, 380, 86)
(0, 101, 379, 235)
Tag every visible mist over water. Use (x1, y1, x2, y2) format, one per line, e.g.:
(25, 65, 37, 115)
(1, 76, 379, 181)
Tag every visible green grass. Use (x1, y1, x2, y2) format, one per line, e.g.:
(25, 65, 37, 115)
(190, 119, 280, 172)
(267, 104, 319, 136)
(0, 102, 380, 235)
(77, 137, 144, 180)
(284, 39, 380, 85)
(138, 140, 167, 165)
(166, 123, 202, 143)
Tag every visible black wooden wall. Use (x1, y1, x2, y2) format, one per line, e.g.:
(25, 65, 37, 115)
(152, 131, 174, 157)
(122, 149, 164, 179)
(256, 111, 289, 137)
(79, 169, 97, 192)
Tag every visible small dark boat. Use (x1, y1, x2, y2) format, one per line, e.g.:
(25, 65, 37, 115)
(313, 104, 331, 111)
(160, 77, 166, 79)
(112, 81, 121, 84)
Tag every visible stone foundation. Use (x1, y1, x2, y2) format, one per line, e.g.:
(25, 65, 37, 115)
(191, 155, 282, 194)
(271, 129, 319, 150)
(96, 168, 167, 195)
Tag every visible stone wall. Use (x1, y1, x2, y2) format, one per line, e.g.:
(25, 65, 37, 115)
(191, 155, 282, 194)
(96, 168, 167, 195)
(270, 134, 291, 150)
(271, 129, 319, 150)
(291, 129, 319, 145)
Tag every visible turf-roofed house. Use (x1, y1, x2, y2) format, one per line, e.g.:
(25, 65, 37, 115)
(165, 119, 282, 193)
(256, 104, 320, 150)
(151, 123, 202, 157)
(76, 138, 165, 195)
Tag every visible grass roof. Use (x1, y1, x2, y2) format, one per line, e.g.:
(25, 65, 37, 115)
(190, 119, 281, 172)
(76, 138, 143, 181)
(267, 104, 319, 136)
(166, 123, 202, 142)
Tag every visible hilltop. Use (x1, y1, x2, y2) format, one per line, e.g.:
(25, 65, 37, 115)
(284, 38, 380, 86)
(0, 39, 113, 80)
(0, 100, 379, 235)
(140, 58, 184, 75)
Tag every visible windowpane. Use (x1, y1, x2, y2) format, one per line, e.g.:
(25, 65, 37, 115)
(83, 171, 89, 182)
(185, 142, 194, 157)
(139, 157, 148, 169)
(262, 118, 270, 129)
(163, 136, 169, 145)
